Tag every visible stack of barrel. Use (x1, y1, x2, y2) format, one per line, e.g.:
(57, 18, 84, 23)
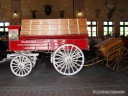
(20, 19, 88, 36)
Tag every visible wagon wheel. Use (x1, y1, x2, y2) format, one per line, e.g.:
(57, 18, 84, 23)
(21, 51, 37, 67)
(106, 46, 128, 72)
(52, 44, 85, 75)
(10, 55, 32, 77)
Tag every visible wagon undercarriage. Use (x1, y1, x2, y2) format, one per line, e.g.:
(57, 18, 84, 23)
(6, 43, 86, 77)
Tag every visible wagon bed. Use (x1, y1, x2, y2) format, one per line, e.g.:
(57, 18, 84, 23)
(8, 19, 89, 51)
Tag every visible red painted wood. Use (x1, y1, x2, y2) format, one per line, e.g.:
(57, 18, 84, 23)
(9, 38, 89, 51)
(19, 35, 88, 40)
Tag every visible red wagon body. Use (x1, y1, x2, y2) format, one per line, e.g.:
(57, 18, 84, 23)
(9, 35, 88, 51)
(8, 19, 89, 51)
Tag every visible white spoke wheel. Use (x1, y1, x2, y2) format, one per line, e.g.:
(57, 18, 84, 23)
(106, 46, 128, 72)
(52, 44, 84, 75)
(10, 55, 32, 77)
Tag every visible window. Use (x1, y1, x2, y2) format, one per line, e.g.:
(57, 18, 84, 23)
(87, 20, 97, 37)
(120, 21, 128, 36)
(0, 22, 10, 32)
(103, 21, 114, 36)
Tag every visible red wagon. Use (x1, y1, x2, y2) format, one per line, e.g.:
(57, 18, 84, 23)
(7, 19, 89, 77)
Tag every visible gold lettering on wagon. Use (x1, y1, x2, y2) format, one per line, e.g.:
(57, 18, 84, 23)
(24, 47, 35, 49)
(21, 40, 36, 43)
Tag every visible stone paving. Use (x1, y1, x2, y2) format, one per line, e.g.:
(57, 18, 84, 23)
(0, 56, 127, 96)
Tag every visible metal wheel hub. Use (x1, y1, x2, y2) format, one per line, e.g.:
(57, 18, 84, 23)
(65, 56, 73, 64)
(18, 63, 25, 69)
(118, 56, 122, 60)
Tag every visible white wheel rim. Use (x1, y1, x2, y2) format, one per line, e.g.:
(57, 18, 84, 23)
(10, 55, 32, 77)
(52, 44, 84, 75)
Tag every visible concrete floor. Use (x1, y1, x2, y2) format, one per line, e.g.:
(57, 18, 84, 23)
(0, 55, 127, 96)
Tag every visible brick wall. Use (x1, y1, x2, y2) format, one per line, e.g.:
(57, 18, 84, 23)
(21, 0, 73, 19)
(0, 0, 11, 21)
(84, 0, 128, 38)
(0, 0, 127, 38)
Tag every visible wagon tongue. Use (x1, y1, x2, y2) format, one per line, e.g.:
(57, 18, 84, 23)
(0, 58, 11, 63)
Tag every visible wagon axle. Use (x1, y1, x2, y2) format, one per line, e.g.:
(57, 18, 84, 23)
(18, 63, 25, 69)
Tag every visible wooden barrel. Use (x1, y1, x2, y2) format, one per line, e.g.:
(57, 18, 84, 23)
(20, 19, 88, 36)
